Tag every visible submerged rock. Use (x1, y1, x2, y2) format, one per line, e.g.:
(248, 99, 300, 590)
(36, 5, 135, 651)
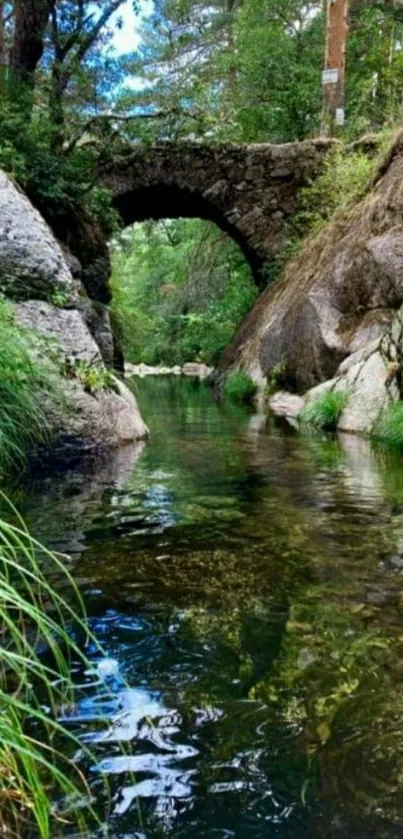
(268, 391, 304, 418)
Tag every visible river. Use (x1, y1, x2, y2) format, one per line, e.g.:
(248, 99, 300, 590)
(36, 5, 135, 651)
(18, 377, 403, 837)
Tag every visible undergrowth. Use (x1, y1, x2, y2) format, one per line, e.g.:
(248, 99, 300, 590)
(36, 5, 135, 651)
(297, 131, 395, 239)
(297, 147, 375, 236)
(67, 358, 118, 395)
(0, 299, 61, 473)
(372, 402, 403, 448)
(224, 371, 257, 404)
(299, 391, 347, 432)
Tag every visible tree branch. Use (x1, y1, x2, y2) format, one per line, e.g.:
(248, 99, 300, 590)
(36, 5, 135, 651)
(64, 107, 204, 154)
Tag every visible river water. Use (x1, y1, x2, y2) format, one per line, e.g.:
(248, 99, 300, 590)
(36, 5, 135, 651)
(18, 378, 403, 837)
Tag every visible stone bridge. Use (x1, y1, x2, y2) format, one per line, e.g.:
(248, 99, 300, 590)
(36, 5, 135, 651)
(100, 139, 333, 283)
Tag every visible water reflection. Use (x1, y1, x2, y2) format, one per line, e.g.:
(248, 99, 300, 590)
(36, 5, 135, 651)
(17, 378, 403, 837)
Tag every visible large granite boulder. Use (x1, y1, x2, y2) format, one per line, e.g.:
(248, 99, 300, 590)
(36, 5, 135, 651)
(14, 300, 148, 456)
(220, 133, 403, 434)
(15, 301, 103, 365)
(39, 373, 149, 460)
(0, 171, 78, 303)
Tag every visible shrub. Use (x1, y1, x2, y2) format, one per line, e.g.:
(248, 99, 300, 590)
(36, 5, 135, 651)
(266, 361, 288, 395)
(224, 371, 257, 404)
(0, 300, 61, 473)
(372, 402, 403, 448)
(299, 390, 347, 432)
(68, 359, 118, 394)
(297, 147, 376, 235)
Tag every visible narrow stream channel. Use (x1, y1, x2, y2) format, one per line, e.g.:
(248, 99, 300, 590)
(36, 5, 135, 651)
(18, 378, 403, 837)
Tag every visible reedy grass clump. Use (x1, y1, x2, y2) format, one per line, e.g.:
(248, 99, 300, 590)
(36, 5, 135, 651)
(223, 371, 257, 404)
(372, 402, 403, 449)
(299, 391, 347, 432)
(0, 496, 105, 838)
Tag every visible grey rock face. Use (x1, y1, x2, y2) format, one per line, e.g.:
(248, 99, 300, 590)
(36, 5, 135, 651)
(0, 171, 78, 303)
(43, 375, 149, 458)
(79, 298, 116, 367)
(15, 301, 102, 365)
(14, 300, 148, 450)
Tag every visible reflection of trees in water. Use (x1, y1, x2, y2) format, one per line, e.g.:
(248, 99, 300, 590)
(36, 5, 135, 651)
(15, 379, 403, 833)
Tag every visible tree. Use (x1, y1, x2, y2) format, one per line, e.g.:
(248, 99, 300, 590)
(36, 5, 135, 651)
(119, 0, 244, 142)
(235, 0, 324, 142)
(347, 0, 403, 133)
(10, 0, 55, 89)
(48, 0, 129, 146)
(111, 218, 257, 365)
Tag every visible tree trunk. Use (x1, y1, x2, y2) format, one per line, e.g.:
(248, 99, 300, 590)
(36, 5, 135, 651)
(49, 61, 66, 150)
(10, 0, 54, 89)
(321, 0, 349, 135)
(0, 2, 6, 94)
(0, 2, 5, 69)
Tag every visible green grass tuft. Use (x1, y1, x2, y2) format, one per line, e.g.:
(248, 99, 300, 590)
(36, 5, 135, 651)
(223, 371, 257, 404)
(0, 494, 105, 838)
(372, 402, 403, 448)
(0, 299, 62, 474)
(299, 391, 347, 432)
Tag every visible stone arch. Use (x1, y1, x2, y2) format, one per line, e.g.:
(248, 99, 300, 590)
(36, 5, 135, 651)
(100, 140, 332, 286)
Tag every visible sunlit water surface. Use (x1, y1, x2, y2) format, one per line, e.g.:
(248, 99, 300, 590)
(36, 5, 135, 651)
(18, 378, 403, 838)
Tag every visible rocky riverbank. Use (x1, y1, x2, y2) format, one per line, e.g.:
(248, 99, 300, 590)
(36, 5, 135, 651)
(0, 169, 148, 459)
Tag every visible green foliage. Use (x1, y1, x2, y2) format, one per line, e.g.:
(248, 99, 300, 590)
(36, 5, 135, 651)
(0, 498, 103, 837)
(127, 0, 403, 147)
(372, 402, 403, 449)
(297, 147, 376, 235)
(346, 5, 403, 137)
(0, 299, 61, 473)
(89, 186, 121, 237)
(223, 371, 257, 404)
(49, 289, 71, 307)
(299, 390, 347, 431)
(111, 219, 257, 366)
(68, 359, 118, 394)
(235, 0, 324, 142)
(122, 0, 244, 142)
(266, 361, 288, 395)
(0, 91, 120, 238)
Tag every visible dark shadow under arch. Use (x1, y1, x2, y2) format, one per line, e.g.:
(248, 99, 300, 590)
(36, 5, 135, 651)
(113, 185, 264, 281)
